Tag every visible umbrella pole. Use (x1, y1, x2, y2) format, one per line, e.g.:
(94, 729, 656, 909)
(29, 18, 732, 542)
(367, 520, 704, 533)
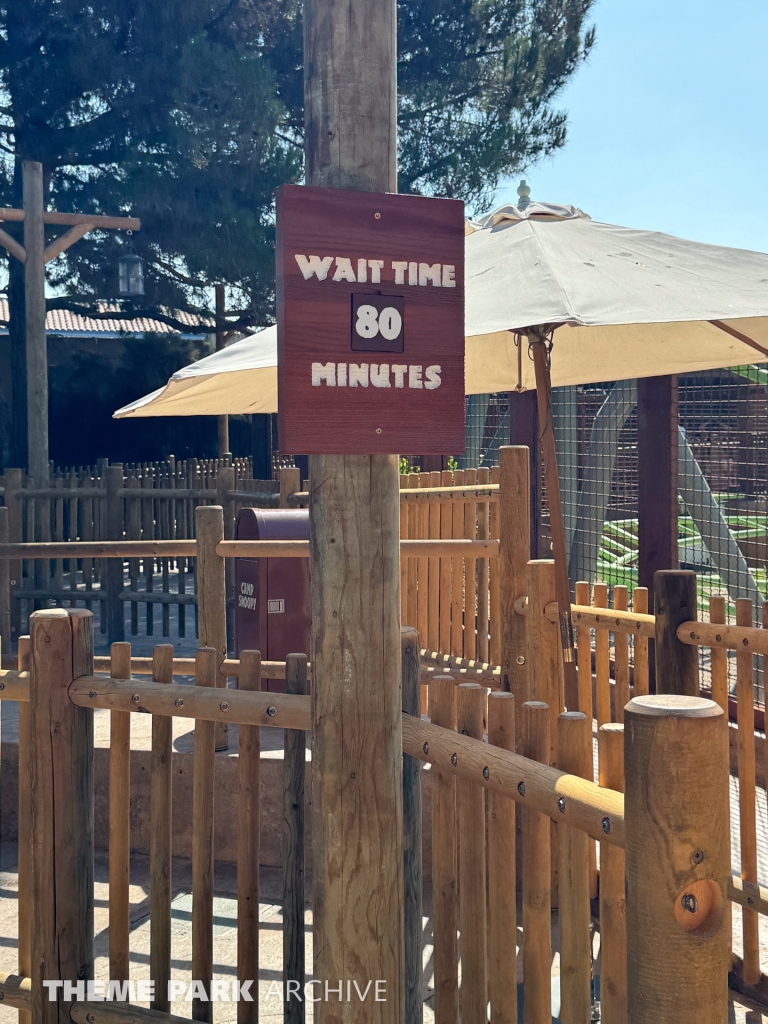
(529, 332, 579, 711)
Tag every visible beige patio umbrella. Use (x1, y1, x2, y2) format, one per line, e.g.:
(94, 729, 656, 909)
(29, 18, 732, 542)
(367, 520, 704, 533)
(463, 199, 768, 700)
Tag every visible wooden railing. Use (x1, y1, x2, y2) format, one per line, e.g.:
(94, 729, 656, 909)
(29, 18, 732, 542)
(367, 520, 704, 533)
(0, 606, 733, 1024)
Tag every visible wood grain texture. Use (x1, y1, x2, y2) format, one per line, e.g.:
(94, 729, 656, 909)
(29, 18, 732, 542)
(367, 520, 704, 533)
(109, 642, 132, 983)
(593, 583, 610, 726)
(276, 186, 465, 454)
(309, 454, 404, 1024)
(17, 634, 31, 1024)
(520, 701, 551, 1024)
(624, 695, 729, 1024)
(526, 560, 561, 764)
(463, 469, 477, 660)
(416, 475, 430, 646)
(574, 582, 592, 717)
(429, 676, 458, 1024)
(30, 608, 94, 1024)
(429, 472, 442, 654)
(613, 587, 630, 722)
(488, 693, 517, 1024)
(196, 506, 229, 750)
(457, 684, 487, 1024)
(70, 676, 309, 730)
(736, 598, 760, 985)
(653, 570, 699, 697)
(450, 471, 464, 658)
(530, 338, 578, 706)
(477, 467, 491, 663)
(238, 651, 261, 1024)
(106, 466, 125, 643)
(598, 724, 627, 1024)
(631, 588, 649, 697)
(192, 648, 216, 1022)
(401, 628, 423, 1024)
(557, 712, 592, 1024)
(439, 471, 452, 654)
(708, 596, 728, 713)
(490, 465, 501, 666)
(150, 645, 173, 1012)
(284, 654, 307, 1024)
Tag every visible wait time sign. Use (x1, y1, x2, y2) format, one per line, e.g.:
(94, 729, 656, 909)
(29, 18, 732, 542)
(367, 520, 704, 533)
(276, 184, 465, 454)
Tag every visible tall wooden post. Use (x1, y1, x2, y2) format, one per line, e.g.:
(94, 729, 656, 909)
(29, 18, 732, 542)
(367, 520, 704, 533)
(196, 506, 229, 750)
(653, 570, 698, 697)
(305, 0, 403, 1019)
(106, 465, 125, 643)
(500, 446, 531, 700)
(624, 694, 729, 1024)
(215, 283, 230, 458)
(30, 608, 94, 1024)
(637, 376, 678, 596)
(401, 627, 423, 1024)
(23, 160, 48, 484)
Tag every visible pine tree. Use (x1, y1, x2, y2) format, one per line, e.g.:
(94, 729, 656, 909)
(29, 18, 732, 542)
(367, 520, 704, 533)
(0, 0, 594, 464)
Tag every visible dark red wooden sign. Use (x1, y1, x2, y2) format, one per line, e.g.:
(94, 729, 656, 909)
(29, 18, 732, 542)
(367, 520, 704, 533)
(276, 184, 465, 454)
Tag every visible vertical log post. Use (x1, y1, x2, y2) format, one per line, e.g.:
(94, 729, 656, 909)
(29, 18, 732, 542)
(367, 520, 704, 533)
(736, 597, 759, 984)
(23, 160, 48, 484)
(488, 692, 517, 1024)
(216, 465, 236, 653)
(632, 588, 650, 697)
(30, 608, 94, 1024)
(17, 634, 31, 1024)
(429, 675, 458, 1024)
(106, 465, 125, 643)
(279, 467, 301, 508)
(0, 505, 10, 654)
(150, 644, 173, 1012)
(401, 627, 423, 1024)
(557, 711, 592, 1024)
(637, 377, 678, 596)
(526, 560, 561, 763)
(196, 506, 229, 750)
(708, 595, 728, 713)
(613, 586, 630, 722)
(284, 653, 308, 1024)
(624, 694, 729, 1024)
(457, 683, 488, 1024)
(238, 651, 261, 1024)
(574, 581, 592, 718)
(500, 446, 531, 701)
(5, 468, 23, 640)
(598, 723, 627, 1024)
(192, 647, 217, 1022)
(109, 642, 132, 984)
(305, 0, 403, 1014)
(593, 583, 610, 726)
(653, 570, 698, 697)
(520, 700, 551, 1024)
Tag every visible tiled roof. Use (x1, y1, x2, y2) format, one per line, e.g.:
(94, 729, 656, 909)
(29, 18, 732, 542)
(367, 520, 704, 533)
(0, 298, 212, 335)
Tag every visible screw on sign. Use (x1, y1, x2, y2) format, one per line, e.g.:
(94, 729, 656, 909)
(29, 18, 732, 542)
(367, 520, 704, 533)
(276, 184, 465, 454)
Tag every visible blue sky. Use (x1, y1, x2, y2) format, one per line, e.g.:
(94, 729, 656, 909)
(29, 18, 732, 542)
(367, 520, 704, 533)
(494, 0, 768, 253)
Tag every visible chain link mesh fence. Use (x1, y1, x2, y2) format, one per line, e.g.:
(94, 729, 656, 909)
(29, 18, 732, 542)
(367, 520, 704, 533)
(465, 369, 768, 701)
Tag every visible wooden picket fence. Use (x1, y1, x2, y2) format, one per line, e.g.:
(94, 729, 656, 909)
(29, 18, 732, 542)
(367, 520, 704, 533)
(1, 445, 768, 1019)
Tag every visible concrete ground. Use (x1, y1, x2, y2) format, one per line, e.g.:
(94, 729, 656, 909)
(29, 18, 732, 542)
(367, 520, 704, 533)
(0, 837, 761, 1022)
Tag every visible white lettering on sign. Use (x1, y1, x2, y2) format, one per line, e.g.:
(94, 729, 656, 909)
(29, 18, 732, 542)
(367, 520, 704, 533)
(295, 254, 455, 287)
(311, 363, 442, 390)
(238, 594, 257, 610)
(354, 304, 402, 341)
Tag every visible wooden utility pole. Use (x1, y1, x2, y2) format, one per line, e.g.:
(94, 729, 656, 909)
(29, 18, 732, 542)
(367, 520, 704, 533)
(215, 283, 230, 458)
(0, 160, 140, 482)
(305, 0, 404, 1021)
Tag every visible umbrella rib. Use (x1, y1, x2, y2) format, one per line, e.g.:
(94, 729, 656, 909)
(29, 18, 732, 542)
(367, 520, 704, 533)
(709, 319, 768, 360)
